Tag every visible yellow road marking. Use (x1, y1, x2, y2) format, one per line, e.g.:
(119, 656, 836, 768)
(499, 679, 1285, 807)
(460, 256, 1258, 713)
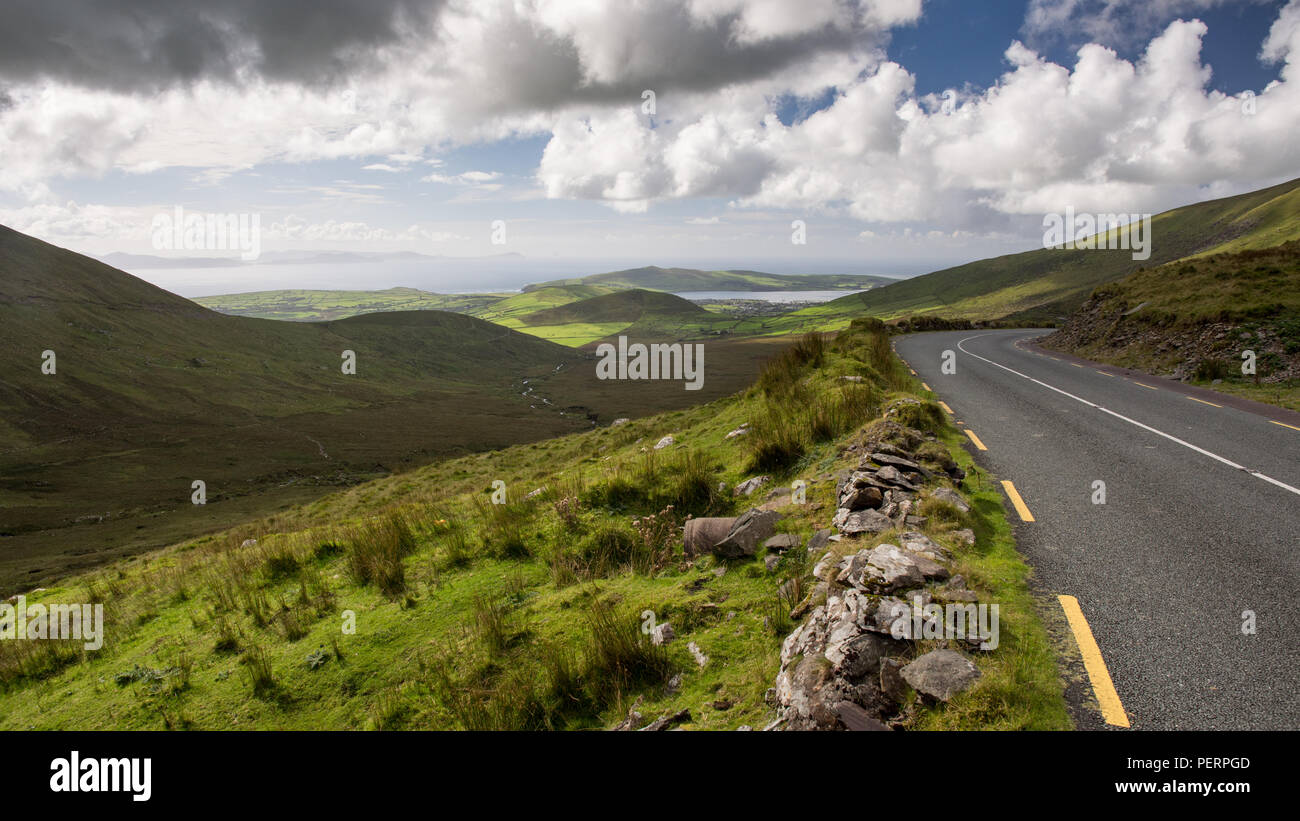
(1058, 595, 1131, 728)
(963, 429, 987, 451)
(1095, 370, 1114, 377)
(921, 381, 932, 391)
(1133, 382, 1158, 391)
(1271, 420, 1300, 432)
(1186, 395, 1222, 408)
(937, 400, 954, 414)
(1071, 362, 1084, 368)
(1001, 480, 1035, 522)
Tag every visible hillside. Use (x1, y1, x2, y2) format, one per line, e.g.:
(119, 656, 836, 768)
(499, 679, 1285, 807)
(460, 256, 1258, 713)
(524, 266, 893, 293)
(195, 288, 505, 321)
(1042, 241, 1300, 410)
(0, 320, 1070, 732)
(521, 289, 710, 326)
(785, 177, 1300, 329)
(0, 227, 779, 592)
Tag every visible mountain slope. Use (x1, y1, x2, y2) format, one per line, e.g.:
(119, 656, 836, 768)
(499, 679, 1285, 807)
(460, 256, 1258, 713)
(520, 289, 710, 326)
(1042, 241, 1300, 409)
(524, 266, 893, 293)
(787, 176, 1300, 328)
(0, 227, 600, 590)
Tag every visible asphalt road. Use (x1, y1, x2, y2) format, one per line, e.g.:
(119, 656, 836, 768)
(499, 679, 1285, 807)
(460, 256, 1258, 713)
(896, 329, 1300, 730)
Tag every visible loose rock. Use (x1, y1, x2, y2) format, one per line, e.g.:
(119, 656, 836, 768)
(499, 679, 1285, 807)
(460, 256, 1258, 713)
(901, 649, 980, 702)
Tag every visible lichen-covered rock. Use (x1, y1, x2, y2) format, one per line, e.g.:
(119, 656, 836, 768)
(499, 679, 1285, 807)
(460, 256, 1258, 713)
(901, 649, 980, 702)
(929, 486, 971, 514)
(831, 507, 894, 535)
(733, 475, 770, 496)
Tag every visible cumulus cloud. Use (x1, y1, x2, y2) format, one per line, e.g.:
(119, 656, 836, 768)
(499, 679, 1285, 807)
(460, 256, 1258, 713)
(1, 0, 1297, 247)
(538, 11, 1300, 221)
(0, 0, 443, 93)
(0, 0, 912, 192)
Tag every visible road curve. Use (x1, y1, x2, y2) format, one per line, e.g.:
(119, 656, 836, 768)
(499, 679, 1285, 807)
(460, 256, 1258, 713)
(896, 329, 1300, 730)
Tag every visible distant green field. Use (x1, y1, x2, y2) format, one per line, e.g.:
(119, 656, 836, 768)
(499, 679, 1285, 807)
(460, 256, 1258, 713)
(195, 287, 507, 321)
(524, 265, 893, 293)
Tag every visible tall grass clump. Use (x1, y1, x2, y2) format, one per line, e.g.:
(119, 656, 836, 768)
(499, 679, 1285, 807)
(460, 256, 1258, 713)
(581, 601, 673, 712)
(472, 496, 534, 559)
(345, 510, 417, 597)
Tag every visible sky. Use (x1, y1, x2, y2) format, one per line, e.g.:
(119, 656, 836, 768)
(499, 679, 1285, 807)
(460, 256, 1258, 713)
(1, 0, 1298, 294)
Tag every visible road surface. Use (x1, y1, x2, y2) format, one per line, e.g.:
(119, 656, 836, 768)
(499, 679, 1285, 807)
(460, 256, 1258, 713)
(896, 329, 1300, 730)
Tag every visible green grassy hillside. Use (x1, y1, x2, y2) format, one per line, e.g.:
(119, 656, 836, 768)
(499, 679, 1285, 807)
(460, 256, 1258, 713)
(786, 177, 1300, 330)
(521, 289, 710, 325)
(0, 227, 780, 592)
(1043, 241, 1300, 410)
(0, 321, 1070, 731)
(525, 266, 893, 293)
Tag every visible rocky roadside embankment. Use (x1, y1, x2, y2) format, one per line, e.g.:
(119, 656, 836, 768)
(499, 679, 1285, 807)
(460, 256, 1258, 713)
(1045, 294, 1300, 383)
(648, 401, 996, 732)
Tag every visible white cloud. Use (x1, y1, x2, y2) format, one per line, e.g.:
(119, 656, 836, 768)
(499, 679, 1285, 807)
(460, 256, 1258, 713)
(423, 170, 503, 185)
(537, 10, 1300, 222)
(1, 0, 1296, 253)
(265, 215, 463, 243)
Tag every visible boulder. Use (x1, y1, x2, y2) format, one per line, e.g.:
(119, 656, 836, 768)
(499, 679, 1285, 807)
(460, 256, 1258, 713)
(838, 544, 924, 593)
(869, 452, 923, 472)
(653, 435, 675, 450)
(836, 702, 890, 731)
(712, 508, 782, 558)
(806, 528, 834, 554)
(763, 533, 803, 553)
(811, 551, 838, 579)
(651, 623, 676, 646)
(951, 528, 976, 546)
(873, 465, 917, 491)
(901, 649, 980, 702)
(733, 475, 771, 497)
(929, 486, 970, 514)
(724, 424, 750, 439)
(899, 530, 952, 563)
(880, 658, 908, 705)
(772, 593, 903, 731)
(840, 484, 884, 511)
(831, 507, 894, 536)
(682, 517, 737, 557)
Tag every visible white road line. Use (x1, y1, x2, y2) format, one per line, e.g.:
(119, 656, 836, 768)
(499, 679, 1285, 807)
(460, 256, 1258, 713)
(956, 334, 1300, 498)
